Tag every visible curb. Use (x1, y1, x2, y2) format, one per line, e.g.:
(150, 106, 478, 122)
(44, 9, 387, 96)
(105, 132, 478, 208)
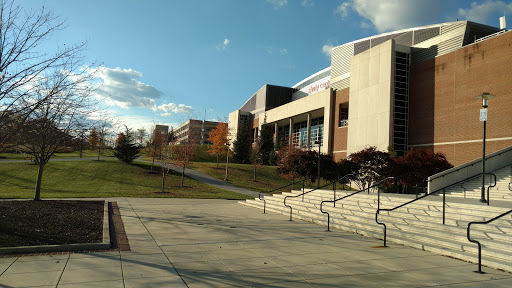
(0, 201, 110, 254)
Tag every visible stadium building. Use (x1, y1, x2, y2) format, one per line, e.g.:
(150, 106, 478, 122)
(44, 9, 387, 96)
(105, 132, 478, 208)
(228, 19, 512, 166)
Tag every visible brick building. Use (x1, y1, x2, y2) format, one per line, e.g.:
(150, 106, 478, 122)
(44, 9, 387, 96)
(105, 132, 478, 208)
(174, 119, 223, 145)
(229, 20, 512, 166)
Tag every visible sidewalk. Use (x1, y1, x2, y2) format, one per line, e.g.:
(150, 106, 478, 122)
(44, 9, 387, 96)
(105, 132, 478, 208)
(1, 198, 511, 287)
(139, 160, 261, 198)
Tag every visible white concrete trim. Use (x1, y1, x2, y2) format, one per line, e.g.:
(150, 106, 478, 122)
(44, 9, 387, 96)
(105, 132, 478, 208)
(409, 137, 512, 147)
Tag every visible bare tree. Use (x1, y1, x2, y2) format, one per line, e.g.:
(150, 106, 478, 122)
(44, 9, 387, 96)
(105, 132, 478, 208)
(16, 62, 96, 201)
(0, 0, 86, 145)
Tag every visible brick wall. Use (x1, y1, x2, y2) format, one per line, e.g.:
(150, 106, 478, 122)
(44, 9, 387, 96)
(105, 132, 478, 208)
(409, 31, 512, 166)
(332, 88, 349, 162)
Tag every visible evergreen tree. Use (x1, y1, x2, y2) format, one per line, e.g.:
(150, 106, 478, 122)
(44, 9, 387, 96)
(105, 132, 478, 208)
(255, 114, 274, 165)
(114, 127, 141, 163)
(232, 125, 251, 164)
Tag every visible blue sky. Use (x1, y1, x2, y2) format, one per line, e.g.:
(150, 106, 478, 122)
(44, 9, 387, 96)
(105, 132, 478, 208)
(19, 0, 512, 131)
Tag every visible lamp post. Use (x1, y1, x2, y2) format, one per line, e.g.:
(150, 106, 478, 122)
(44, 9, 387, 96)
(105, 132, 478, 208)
(475, 92, 496, 203)
(224, 142, 230, 181)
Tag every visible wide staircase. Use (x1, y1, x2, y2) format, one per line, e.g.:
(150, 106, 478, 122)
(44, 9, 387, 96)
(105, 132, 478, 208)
(239, 185, 512, 272)
(444, 165, 512, 201)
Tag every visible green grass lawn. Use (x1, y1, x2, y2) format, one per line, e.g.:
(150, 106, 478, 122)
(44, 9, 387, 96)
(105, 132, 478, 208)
(0, 160, 251, 200)
(187, 162, 297, 192)
(0, 150, 114, 160)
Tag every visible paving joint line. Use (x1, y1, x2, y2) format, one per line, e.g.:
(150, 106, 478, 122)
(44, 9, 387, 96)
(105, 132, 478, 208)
(54, 254, 71, 288)
(125, 199, 188, 287)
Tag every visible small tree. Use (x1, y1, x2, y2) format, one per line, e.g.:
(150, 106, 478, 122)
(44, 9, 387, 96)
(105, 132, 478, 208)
(392, 148, 453, 190)
(159, 144, 174, 193)
(169, 139, 196, 187)
(208, 122, 230, 168)
(136, 128, 147, 145)
(114, 127, 140, 163)
(349, 146, 390, 191)
(147, 124, 166, 172)
(16, 64, 95, 201)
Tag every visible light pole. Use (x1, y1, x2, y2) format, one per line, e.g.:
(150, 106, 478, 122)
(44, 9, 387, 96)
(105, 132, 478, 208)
(475, 92, 495, 203)
(224, 142, 230, 181)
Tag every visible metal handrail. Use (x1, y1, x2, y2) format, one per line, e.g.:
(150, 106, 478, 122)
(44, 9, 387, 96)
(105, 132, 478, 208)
(320, 176, 397, 231)
(509, 182, 511, 191)
(284, 174, 353, 221)
(467, 209, 512, 273)
(486, 173, 497, 206)
(460, 173, 496, 200)
(259, 177, 314, 214)
(376, 172, 496, 247)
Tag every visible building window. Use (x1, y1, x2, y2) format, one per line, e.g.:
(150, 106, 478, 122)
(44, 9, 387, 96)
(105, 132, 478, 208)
(310, 117, 323, 145)
(339, 103, 349, 127)
(393, 51, 410, 156)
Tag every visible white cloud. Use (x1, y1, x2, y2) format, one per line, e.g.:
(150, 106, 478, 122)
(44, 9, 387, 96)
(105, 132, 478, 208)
(91, 67, 162, 110)
(216, 38, 230, 51)
(267, 0, 288, 9)
(280, 48, 288, 55)
(335, 2, 351, 17)
(458, 1, 512, 24)
(301, 0, 314, 7)
(265, 46, 273, 54)
(157, 103, 193, 116)
(322, 39, 338, 57)
(338, 0, 445, 33)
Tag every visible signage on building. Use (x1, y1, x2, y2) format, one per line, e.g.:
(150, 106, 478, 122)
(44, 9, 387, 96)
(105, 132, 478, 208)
(480, 108, 487, 121)
(306, 78, 331, 94)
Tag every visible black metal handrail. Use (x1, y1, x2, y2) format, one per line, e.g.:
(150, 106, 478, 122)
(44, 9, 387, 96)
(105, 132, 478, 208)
(460, 173, 496, 202)
(485, 173, 496, 206)
(259, 177, 314, 214)
(376, 172, 496, 247)
(509, 182, 511, 191)
(284, 174, 353, 221)
(467, 209, 512, 274)
(320, 176, 397, 231)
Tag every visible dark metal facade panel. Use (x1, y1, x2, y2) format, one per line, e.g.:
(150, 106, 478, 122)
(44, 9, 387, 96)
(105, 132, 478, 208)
(371, 33, 404, 47)
(414, 27, 441, 44)
(265, 85, 293, 111)
(354, 40, 371, 55)
(395, 32, 414, 46)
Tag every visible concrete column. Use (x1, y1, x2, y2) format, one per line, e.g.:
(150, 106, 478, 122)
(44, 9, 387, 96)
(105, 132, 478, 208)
(289, 118, 293, 147)
(274, 122, 278, 147)
(306, 113, 311, 150)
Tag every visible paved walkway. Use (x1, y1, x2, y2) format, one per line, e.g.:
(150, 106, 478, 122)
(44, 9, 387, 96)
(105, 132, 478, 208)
(138, 160, 261, 198)
(1, 198, 511, 287)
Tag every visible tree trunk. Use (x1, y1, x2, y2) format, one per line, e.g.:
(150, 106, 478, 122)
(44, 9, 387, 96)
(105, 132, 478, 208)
(97, 145, 101, 161)
(216, 155, 219, 169)
(181, 166, 185, 187)
(34, 163, 45, 201)
(162, 170, 166, 193)
(151, 155, 155, 172)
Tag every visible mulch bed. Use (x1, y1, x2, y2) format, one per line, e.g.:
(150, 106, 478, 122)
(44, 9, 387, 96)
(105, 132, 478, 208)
(0, 200, 103, 247)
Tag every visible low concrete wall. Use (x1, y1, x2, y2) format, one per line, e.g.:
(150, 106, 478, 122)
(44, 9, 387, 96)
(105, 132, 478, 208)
(427, 145, 512, 193)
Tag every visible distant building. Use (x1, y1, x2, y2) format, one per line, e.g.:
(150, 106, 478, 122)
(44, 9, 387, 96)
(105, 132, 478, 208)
(174, 119, 222, 144)
(154, 125, 169, 140)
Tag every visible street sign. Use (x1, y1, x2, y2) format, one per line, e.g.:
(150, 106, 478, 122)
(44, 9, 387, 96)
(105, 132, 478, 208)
(480, 108, 487, 121)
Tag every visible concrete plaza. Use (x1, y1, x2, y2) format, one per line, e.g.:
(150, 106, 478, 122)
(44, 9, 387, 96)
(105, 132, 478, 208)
(1, 198, 511, 287)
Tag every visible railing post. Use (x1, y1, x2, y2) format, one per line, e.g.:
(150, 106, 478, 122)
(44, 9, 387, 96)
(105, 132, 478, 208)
(443, 188, 445, 225)
(334, 182, 336, 208)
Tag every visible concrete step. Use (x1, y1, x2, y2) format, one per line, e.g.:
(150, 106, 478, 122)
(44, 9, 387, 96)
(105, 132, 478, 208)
(239, 189, 512, 272)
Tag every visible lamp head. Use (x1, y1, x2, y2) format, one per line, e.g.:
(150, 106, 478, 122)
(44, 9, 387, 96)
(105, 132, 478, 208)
(475, 92, 496, 108)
